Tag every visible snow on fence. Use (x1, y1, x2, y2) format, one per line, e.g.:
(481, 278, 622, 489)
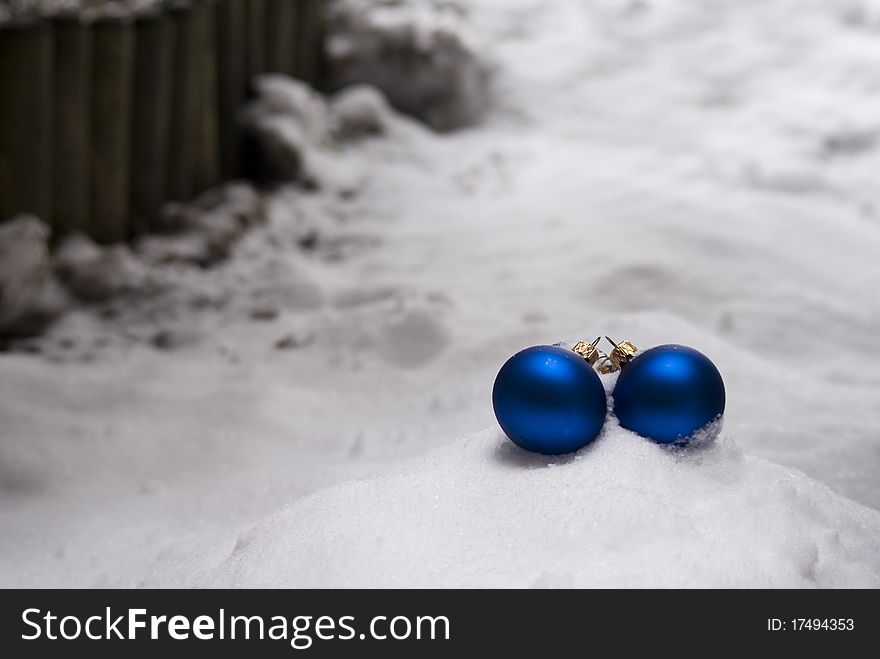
(0, 0, 324, 244)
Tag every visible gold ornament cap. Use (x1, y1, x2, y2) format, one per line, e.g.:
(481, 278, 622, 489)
(606, 337, 638, 370)
(571, 337, 602, 365)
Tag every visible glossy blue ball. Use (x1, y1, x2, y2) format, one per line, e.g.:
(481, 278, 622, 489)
(613, 344, 725, 445)
(493, 345, 607, 455)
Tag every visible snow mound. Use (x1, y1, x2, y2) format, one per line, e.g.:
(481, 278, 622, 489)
(55, 234, 153, 303)
(329, 84, 392, 141)
(0, 216, 66, 337)
(325, 0, 491, 131)
(196, 426, 880, 588)
(138, 181, 266, 267)
(240, 76, 330, 185)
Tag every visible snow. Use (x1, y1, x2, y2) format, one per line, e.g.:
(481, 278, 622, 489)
(0, 1, 162, 20)
(328, 84, 392, 141)
(241, 76, 331, 186)
(3, 0, 880, 587)
(0, 216, 65, 337)
(325, 0, 491, 130)
(189, 428, 880, 589)
(54, 233, 152, 303)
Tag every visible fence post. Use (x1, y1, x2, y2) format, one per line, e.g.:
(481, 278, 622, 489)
(166, 0, 199, 202)
(215, 0, 247, 179)
(265, 0, 297, 77)
(130, 5, 173, 235)
(194, 0, 222, 194)
(0, 19, 53, 225)
(246, 0, 267, 85)
(89, 12, 135, 244)
(51, 12, 92, 239)
(296, 0, 323, 85)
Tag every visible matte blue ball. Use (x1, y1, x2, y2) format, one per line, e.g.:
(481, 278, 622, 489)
(493, 345, 607, 455)
(613, 344, 725, 445)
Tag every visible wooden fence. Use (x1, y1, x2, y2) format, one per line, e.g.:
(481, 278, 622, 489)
(0, 0, 324, 244)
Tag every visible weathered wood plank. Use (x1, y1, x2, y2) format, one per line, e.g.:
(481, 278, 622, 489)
(0, 19, 54, 225)
(130, 6, 174, 235)
(89, 13, 134, 243)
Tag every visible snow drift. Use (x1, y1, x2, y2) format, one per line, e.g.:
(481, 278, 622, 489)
(187, 425, 880, 588)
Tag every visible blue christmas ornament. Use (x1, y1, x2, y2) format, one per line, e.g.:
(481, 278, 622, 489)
(493, 345, 607, 455)
(612, 344, 725, 445)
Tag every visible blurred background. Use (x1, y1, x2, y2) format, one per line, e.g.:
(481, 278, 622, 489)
(1, 0, 879, 586)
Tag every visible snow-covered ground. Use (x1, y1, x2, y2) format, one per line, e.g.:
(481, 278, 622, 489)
(2, 0, 880, 587)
